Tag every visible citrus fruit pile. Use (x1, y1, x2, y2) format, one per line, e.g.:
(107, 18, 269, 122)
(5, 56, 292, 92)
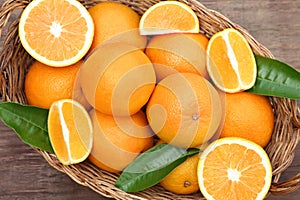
(19, 0, 275, 199)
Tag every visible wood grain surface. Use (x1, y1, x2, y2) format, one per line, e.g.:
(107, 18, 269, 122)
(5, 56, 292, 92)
(0, 0, 299, 199)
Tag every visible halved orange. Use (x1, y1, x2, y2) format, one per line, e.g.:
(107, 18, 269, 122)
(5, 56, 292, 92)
(207, 28, 257, 93)
(48, 99, 93, 165)
(18, 0, 94, 67)
(198, 137, 272, 200)
(139, 1, 199, 35)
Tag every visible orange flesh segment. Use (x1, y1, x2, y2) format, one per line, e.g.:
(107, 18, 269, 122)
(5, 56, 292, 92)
(203, 144, 267, 199)
(48, 105, 69, 163)
(229, 32, 256, 86)
(48, 100, 92, 165)
(61, 102, 88, 161)
(143, 4, 196, 31)
(24, 0, 88, 61)
(209, 36, 239, 89)
(207, 29, 257, 92)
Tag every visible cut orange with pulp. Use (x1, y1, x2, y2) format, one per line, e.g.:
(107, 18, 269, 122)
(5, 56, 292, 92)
(198, 137, 272, 200)
(48, 99, 93, 165)
(139, 1, 199, 35)
(18, 0, 94, 67)
(207, 28, 257, 93)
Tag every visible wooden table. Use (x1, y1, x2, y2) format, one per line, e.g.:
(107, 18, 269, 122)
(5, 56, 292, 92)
(0, 0, 299, 199)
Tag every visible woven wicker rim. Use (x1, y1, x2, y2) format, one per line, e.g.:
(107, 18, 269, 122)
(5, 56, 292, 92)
(0, 0, 299, 199)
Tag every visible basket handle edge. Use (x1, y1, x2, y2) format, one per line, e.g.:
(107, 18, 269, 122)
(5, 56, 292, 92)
(270, 173, 300, 195)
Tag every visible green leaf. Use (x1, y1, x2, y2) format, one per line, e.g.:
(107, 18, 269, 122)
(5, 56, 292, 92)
(248, 55, 300, 100)
(0, 102, 53, 153)
(115, 144, 200, 192)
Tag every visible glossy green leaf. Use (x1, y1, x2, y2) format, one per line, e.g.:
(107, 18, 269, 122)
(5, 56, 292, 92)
(0, 102, 53, 153)
(115, 144, 200, 192)
(248, 55, 300, 100)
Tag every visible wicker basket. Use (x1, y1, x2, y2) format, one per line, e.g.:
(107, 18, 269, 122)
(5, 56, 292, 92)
(0, 0, 299, 199)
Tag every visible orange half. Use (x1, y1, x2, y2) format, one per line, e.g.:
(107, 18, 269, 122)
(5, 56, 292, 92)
(48, 99, 93, 165)
(198, 137, 272, 200)
(18, 0, 94, 67)
(207, 28, 257, 93)
(139, 1, 199, 35)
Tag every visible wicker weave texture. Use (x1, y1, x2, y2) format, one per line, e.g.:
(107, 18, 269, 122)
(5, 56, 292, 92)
(0, 0, 299, 199)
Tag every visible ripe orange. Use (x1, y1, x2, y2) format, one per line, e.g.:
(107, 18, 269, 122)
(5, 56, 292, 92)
(198, 137, 272, 200)
(207, 28, 257, 93)
(140, 1, 199, 35)
(88, 109, 154, 173)
(146, 73, 222, 148)
(160, 154, 200, 194)
(48, 99, 93, 165)
(220, 92, 274, 148)
(88, 2, 147, 52)
(79, 43, 156, 116)
(18, 0, 94, 67)
(25, 60, 82, 109)
(145, 33, 209, 81)
(72, 76, 92, 111)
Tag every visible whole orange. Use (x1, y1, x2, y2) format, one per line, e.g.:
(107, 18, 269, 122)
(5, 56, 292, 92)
(145, 33, 208, 81)
(220, 92, 274, 147)
(88, 109, 154, 173)
(160, 154, 200, 194)
(79, 43, 156, 116)
(88, 2, 147, 52)
(25, 60, 82, 109)
(146, 73, 222, 148)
